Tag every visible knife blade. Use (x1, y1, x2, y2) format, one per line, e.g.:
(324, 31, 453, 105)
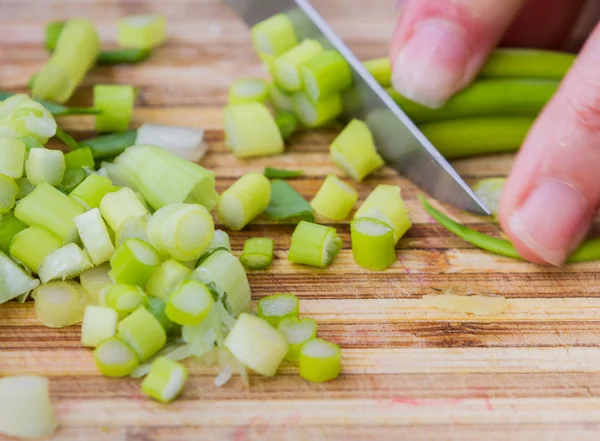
(224, 0, 490, 215)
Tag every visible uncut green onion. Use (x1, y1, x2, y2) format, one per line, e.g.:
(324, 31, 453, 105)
(420, 117, 534, 159)
(268, 82, 294, 112)
(117, 306, 167, 361)
(278, 317, 317, 362)
(288, 221, 342, 268)
(64, 147, 94, 169)
(240, 237, 274, 270)
(118, 14, 167, 49)
(330, 119, 384, 181)
(102, 144, 218, 211)
(98, 48, 151, 64)
(388, 79, 557, 124)
(0, 251, 40, 303)
(228, 78, 268, 105)
(264, 167, 304, 180)
(146, 297, 178, 334)
(165, 280, 214, 326)
(70, 174, 117, 210)
(147, 203, 214, 261)
(224, 313, 288, 377)
(9, 226, 62, 272)
(79, 263, 113, 304)
(94, 337, 140, 377)
(301, 50, 352, 101)
(55, 127, 79, 150)
(298, 338, 341, 383)
(251, 13, 298, 60)
(81, 305, 118, 348)
(146, 259, 191, 300)
(15, 177, 34, 200)
(223, 103, 284, 158)
(0, 138, 26, 179)
(473, 178, 506, 218)
(99, 187, 149, 233)
(355, 185, 412, 243)
(45, 20, 65, 51)
(33, 19, 100, 103)
(79, 130, 137, 160)
(25, 148, 65, 187)
(105, 283, 149, 319)
(58, 167, 86, 194)
(362, 57, 392, 88)
(141, 357, 188, 403)
(190, 249, 251, 317)
(275, 111, 298, 139)
(273, 39, 323, 92)
(0, 215, 26, 253)
(33, 281, 90, 328)
(38, 243, 92, 283)
(293, 91, 342, 128)
(257, 293, 299, 328)
(74, 208, 115, 266)
(311, 175, 358, 221)
(0, 376, 57, 439)
(195, 229, 231, 266)
(0, 174, 18, 214)
(350, 217, 396, 270)
(217, 172, 270, 230)
(94, 85, 136, 133)
(116, 215, 150, 248)
(480, 48, 575, 80)
(109, 238, 160, 287)
(265, 179, 314, 223)
(135, 123, 207, 162)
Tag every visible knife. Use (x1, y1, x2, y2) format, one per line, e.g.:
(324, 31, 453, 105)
(224, 0, 490, 215)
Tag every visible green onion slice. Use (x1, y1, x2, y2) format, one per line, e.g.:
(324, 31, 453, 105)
(240, 237, 274, 270)
(278, 317, 317, 362)
(298, 338, 341, 383)
(265, 179, 314, 223)
(288, 221, 342, 268)
(257, 293, 299, 328)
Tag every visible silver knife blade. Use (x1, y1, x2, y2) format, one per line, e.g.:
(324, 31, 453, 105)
(224, 0, 490, 215)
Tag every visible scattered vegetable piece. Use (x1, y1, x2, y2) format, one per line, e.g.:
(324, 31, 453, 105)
(65, 147, 95, 170)
(224, 103, 284, 158)
(79, 263, 113, 304)
(288, 221, 342, 268)
(33, 281, 90, 328)
(15, 177, 34, 200)
(0, 137, 26, 179)
(257, 293, 299, 328)
(79, 130, 138, 160)
(298, 338, 341, 383)
(267, 82, 294, 112)
(70, 174, 117, 210)
(0, 251, 40, 304)
(147, 297, 178, 334)
(146, 259, 192, 300)
(105, 283, 149, 319)
(81, 305, 118, 347)
(240, 238, 274, 270)
(354, 185, 411, 243)
(94, 337, 140, 377)
(141, 357, 188, 403)
(278, 317, 317, 361)
(135, 124, 207, 162)
(55, 127, 79, 150)
(195, 229, 231, 265)
(251, 13, 298, 60)
(0, 90, 100, 116)
(9, 226, 62, 273)
(58, 167, 87, 194)
(115, 215, 150, 248)
(293, 91, 342, 128)
(273, 39, 323, 92)
(25, 148, 65, 187)
(165, 280, 214, 326)
(109, 238, 160, 286)
(38, 243, 92, 283)
(264, 167, 304, 179)
(275, 111, 298, 139)
(99, 187, 149, 233)
(118, 14, 167, 49)
(117, 306, 167, 361)
(423, 292, 509, 315)
(0, 215, 26, 254)
(301, 50, 352, 101)
(351, 217, 396, 271)
(265, 179, 314, 223)
(0, 174, 18, 214)
(473, 178, 506, 218)
(94, 85, 136, 132)
(228, 78, 268, 104)
(98, 48, 151, 64)
(217, 172, 271, 230)
(45, 20, 65, 51)
(2, 94, 57, 143)
(310, 174, 358, 221)
(362, 57, 392, 87)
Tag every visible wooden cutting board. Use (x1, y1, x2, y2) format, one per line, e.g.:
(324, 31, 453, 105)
(2, 1, 600, 440)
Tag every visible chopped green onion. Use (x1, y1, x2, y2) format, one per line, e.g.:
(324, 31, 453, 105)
(182, 304, 225, 356)
(94, 85, 136, 133)
(58, 167, 87, 194)
(354, 185, 411, 243)
(298, 338, 341, 382)
(480, 48, 575, 80)
(363, 57, 392, 87)
(24, 148, 65, 187)
(278, 317, 317, 362)
(45, 20, 65, 51)
(103, 144, 218, 211)
(81, 305, 118, 347)
(118, 14, 167, 49)
(473, 178, 506, 218)
(330, 119, 384, 181)
(257, 293, 299, 328)
(350, 217, 396, 270)
(223, 103, 284, 158)
(70, 174, 117, 210)
(79, 263, 113, 303)
(0, 215, 26, 253)
(0, 138, 26, 179)
(267, 83, 294, 112)
(0, 174, 18, 214)
(293, 91, 342, 128)
(135, 123, 207, 162)
(141, 357, 188, 403)
(147, 297, 178, 334)
(79, 130, 138, 160)
(2, 95, 57, 144)
(18, 136, 44, 152)
(74, 208, 115, 266)
(33, 281, 90, 328)
(251, 13, 298, 59)
(275, 111, 298, 139)
(27, 73, 38, 90)
(310, 175, 358, 221)
(265, 179, 314, 223)
(301, 50, 352, 101)
(228, 78, 268, 104)
(15, 177, 34, 199)
(0, 251, 40, 303)
(117, 306, 167, 361)
(195, 229, 231, 265)
(0, 90, 99, 116)
(0, 376, 57, 439)
(55, 127, 79, 150)
(264, 167, 304, 179)
(240, 238, 274, 270)
(217, 172, 271, 230)
(98, 48, 151, 64)
(288, 221, 342, 268)
(273, 39, 323, 92)
(165, 280, 214, 326)
(146, 259, 191, 300)
(99, 187, 150, 233)
(147, 203, 214, 261)
(32, 19, 100, 103)
(64, 147, 95, 169)
(94, 337, 140, 377)
(115, 215, 150, 248)
(190, 249, 251, 317)
(9, 226, 62, 272)
(109, 238, 160, 287)
(38, 243, 92, 283)
(105, 283, 149, 319)
(224, 313, 288, 377)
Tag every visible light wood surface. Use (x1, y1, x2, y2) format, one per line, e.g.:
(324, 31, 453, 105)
(2, 1, 600, 440)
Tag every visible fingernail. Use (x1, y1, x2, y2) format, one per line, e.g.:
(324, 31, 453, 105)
(391, 19, 470, 108)
(508, 180, 590, 265)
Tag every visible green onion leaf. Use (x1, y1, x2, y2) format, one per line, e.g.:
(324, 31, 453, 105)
(98, 48, 151, 64)
(264, 167, 304, 179)
(265, 179, 314, 223)
(79, 130, 138, 160)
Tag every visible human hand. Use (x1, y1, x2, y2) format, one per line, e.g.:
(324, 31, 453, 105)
(390, 0, 600, 265)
